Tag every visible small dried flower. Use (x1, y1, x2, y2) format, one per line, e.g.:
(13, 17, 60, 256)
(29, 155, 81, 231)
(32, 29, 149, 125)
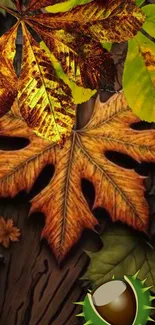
(0, 217, 21, 248)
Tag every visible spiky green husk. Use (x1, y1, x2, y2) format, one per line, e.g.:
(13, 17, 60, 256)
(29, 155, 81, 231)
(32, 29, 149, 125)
(75, 271, 155, 325)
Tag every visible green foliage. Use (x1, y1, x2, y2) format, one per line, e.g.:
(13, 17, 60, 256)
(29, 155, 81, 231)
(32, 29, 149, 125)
(142, 5, 155, 38)
(83, 225, 155, 293)
(123, 31, 155, 122)
(122, 3, 155, 122)
(102, 42, 112, 52)
(46, 0, 92, 13)
(136, 0, 145, 7)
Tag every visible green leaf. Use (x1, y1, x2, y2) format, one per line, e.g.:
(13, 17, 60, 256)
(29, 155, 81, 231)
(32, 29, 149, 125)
(142, 5, 155, 38)
(102, 42, 112, 52)
(136, 0, 145, 7)
(83, 225, 155, 292)
(123, 31, 155, 122)
(46, 0, 92, 13)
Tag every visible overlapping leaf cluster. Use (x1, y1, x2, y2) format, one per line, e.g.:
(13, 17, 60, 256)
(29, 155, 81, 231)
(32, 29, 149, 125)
(1, 0, 155, 262)
(0, 0, 145, 143)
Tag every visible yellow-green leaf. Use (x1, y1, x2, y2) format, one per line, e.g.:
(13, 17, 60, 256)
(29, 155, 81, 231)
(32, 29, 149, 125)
(123, 32, 155, 122)
(136, 0, 145, 7)
(142, 5, 155, 38)
(46, 0, 92, 13)
(102, 42, 112, 52)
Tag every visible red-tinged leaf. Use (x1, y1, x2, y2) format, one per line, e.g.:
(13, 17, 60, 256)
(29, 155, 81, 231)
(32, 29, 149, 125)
(0, 22, 19, 117)
(11, 0, 21, 11)
(28, 0, 145, 43)
(27, 21, 116, 90)
(26, 0, 65, 11)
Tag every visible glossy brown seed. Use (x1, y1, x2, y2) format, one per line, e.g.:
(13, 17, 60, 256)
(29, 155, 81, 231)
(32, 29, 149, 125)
(92, 280, 136, 325)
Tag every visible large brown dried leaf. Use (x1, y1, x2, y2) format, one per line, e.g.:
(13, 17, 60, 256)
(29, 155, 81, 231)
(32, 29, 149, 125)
(0, 92, 155, 261)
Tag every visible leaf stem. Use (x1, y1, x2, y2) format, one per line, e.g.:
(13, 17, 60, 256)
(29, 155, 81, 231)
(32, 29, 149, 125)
(0, 5, 20, 18)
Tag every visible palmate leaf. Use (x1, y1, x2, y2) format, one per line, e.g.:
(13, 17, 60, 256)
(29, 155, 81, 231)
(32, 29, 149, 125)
(83, 224, 155, 293)
(1, 91, 155, 261)
(0, 0, 145, 143)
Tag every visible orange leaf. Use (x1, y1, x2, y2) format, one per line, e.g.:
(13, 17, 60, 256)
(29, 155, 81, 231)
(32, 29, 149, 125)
(0, 217, 21, 248)
(0, 92, 155, 261)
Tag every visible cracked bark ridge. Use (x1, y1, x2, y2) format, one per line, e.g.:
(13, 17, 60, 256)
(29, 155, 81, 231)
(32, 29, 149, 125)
(0, 201, 90, 325)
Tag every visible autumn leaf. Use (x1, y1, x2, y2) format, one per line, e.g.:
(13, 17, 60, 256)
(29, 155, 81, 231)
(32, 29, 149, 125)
(83, 224, 155, 293)
(26, 0, 65, 11)
(123, 31, 155, 122)
(0, 23, 19, 117)
(0, 217, 21, 248)
(0, 91, 155, 261)
(0, 0, 145, 142)
(30, 0, 145, 43)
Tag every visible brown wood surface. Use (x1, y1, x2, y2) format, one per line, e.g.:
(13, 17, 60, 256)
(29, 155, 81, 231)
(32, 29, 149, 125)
(0, 200, 89, 325)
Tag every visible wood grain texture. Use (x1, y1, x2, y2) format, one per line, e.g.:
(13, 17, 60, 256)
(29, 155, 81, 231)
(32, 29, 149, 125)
(0, 200, 89, 325)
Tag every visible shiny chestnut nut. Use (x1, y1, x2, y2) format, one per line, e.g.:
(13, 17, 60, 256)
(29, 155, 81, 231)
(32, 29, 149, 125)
(76, 273, 155, 325)
(92, 280, 136, 325)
